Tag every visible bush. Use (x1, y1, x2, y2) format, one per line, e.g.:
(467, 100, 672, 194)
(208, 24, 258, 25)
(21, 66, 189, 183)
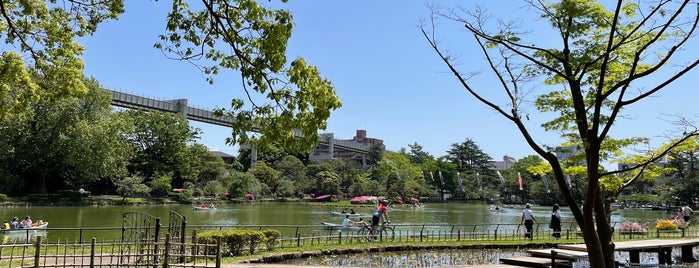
(655, 219, 678, 230)
(619, 221, 647, 234)
(262, 229, 281, 250)
(198, 229, 267, 256)
(0, 193, 7, 202)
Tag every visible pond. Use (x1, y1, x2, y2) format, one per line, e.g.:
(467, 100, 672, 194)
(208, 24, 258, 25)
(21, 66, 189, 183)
(0, 202, 675, 242)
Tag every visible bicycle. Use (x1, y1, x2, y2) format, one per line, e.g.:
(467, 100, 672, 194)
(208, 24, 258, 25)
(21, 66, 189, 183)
(356, 221, 395, 242)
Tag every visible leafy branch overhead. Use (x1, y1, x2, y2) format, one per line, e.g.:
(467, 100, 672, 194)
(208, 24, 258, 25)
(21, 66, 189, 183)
(0, 0, 124, 121)
(155, 0, 342, 153)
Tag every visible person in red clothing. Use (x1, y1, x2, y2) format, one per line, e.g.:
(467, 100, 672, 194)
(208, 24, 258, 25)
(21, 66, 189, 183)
(371, 200, 390, 237)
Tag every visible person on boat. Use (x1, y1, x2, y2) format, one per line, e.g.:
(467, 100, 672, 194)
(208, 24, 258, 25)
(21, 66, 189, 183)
(201, 203, 206, 208)
(520, 203, 538, 240)
(9, 217, 19, 230)
(33, 218, 44, 227)
(20, 216, 32, 229)
(550, 204, 562, 239)
(2, 221, 9, 230)
(371, 200, 390, 238)
(341, 208, 347, 214)
(341, 214, 355, 228)
(208, 203, 215, 209)
(350, 208, 356, 214)
(357, 218, 368, 227)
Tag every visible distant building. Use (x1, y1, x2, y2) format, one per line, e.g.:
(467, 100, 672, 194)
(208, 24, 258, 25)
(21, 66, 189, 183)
(211, 151, 236, 164)
(491, 155, 517, 170)
(309, 129, 384, 165)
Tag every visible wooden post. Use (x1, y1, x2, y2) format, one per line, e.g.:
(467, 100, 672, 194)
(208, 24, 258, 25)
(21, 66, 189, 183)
(216, 236, 222, 268)
(33, 235, 42, 268)
(90, 238, 96, 268)
(191, 230, 198, 257)
(629, 250, 640, 264)
(550, 250, 557, 268)
(681, 245, 697, 263)
(659, 247, 672, 265)
(163, 233, 171, 268)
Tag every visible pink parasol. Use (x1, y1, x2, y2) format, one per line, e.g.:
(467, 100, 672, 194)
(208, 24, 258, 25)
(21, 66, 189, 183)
(246, 193, 255, 200)
(411, 197, 419, 204)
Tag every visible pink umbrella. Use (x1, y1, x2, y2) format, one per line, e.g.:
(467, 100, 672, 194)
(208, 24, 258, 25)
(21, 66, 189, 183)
(246, 193, 255, 200)
(411, 197, 420, 204)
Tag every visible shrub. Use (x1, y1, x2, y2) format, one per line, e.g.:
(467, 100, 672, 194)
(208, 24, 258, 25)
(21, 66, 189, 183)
(0, 193, 7, 202)
(198, 229, 267, 256)
(262, 229, 281, 250)
(655, 219, 678, 230)
(619, 221, 647, 234)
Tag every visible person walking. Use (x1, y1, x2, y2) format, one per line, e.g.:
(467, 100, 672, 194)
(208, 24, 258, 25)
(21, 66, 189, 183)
(550, 204, 562, 239)
(520, 203, 538, 239)
(682, 205, 693, 223)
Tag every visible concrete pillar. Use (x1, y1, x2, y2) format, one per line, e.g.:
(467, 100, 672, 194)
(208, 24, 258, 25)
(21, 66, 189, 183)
(327, 133, 334, 159)
(173, 99, 188, 118)
(251, 146, 258, 168)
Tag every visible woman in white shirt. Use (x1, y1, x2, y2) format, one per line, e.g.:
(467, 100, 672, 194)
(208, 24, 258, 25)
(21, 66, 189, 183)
(520, 203, 538, 239)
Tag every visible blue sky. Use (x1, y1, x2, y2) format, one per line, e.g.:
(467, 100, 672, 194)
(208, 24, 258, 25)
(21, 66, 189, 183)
(79, 1, 698, 167)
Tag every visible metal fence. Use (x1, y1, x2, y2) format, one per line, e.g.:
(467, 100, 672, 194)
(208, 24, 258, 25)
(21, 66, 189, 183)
(0, 234, 220, 268)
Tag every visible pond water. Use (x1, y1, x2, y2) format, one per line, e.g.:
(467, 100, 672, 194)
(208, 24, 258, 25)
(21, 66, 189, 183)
(0, 202, 676, 241)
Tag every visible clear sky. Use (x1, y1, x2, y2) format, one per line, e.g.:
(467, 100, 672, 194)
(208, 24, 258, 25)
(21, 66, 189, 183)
(79, 1, 698, 167)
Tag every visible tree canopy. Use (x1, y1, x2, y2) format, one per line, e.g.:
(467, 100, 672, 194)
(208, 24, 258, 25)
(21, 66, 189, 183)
(423, 0, 699, 267)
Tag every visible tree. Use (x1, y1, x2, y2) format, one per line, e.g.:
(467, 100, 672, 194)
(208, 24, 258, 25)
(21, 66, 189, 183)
(408, 142, 433, 164)
(445, 139, 494, 198)
(0, 79, 131, 194)
(423, 1, 699, 267)
(157, 0, 342, 153)
(119, 110, 197, 183)
(248, 162, 279, 196)
(228, 171, 261, 198)
(114, 176, 151, 203)
(0, 1, 123, 122)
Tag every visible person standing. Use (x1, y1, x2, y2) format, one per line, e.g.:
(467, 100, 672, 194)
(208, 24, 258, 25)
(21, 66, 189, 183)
(371, 200, 390, 238)
(550, 204, 562, 239)
(520, 203, 538, 239)
(682, 205, 693, 223)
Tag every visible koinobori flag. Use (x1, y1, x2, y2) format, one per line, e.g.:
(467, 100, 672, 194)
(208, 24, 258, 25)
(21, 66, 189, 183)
(457, 172, 465, 192)
(496, 171, 505, 185)
(430, 171, 434, 181)
(567, 174, 572, 187)
(438, 171, 444, 185)
(518, 172, 524, 190)
(476, 172, 481, 190)
(542, 177, 551, 193)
